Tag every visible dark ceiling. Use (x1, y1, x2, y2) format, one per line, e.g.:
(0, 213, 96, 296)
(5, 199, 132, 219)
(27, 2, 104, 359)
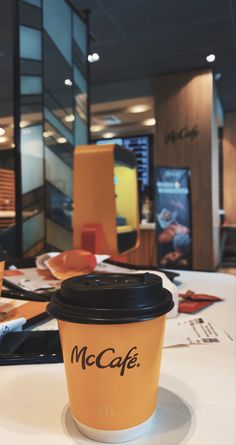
(73, 0, 236, 113)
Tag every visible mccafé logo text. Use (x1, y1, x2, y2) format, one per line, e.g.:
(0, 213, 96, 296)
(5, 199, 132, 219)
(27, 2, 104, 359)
(71, 345, 140, 376)
(165, 126, 199, 144)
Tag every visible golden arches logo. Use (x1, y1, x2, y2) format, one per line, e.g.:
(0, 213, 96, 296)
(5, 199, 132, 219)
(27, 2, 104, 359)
(99, 402, 114, 417)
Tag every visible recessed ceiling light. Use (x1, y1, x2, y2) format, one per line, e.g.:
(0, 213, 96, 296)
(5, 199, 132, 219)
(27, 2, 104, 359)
(90, 124, 105, 132)
(206, 54, 215, 63)
(43, 131, 54, 138)
(57, 137, 67, 144)
(0, 127, 5, 136)
(142, 118, 156, 126)
(88, 53, 100, 63)
(102, 132, 116, 139)
(0, 136, 8, 143)
(20, 121, 30, 128)
(127, 104, 150, 113)
(64, 78, 73, 86)
(64, 114, 75, 123)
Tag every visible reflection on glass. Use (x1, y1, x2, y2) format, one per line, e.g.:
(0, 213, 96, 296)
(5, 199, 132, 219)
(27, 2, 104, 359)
(21, 124, 44, 194)
(23, 211, 44, 252)
(20, 25, 42, 60)
(22, 0, 41, 7)
(75, 113, 87, 146)
(74, 66, 87, 94)
(43, 0, 72, 65)
(73, 12, 87, 55)
(44, 108, 73, 145)
(46, 182, 72, 231)
(46, 218, 72, 250)
(45, 146, 72, 197)
(0, 0, 16, 255)
(20, 75, 42, 95)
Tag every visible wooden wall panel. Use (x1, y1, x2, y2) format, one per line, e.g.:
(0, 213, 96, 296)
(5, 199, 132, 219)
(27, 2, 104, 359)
(223, 113, 236, 224)
(126, 229, 157, 266)
(0, 168, 15, 229)
(154, 70, 220, 270)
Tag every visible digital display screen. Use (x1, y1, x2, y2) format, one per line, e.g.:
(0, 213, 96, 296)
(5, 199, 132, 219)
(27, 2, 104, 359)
(155, 167, 192, 270)
(96, 135, 150, 192)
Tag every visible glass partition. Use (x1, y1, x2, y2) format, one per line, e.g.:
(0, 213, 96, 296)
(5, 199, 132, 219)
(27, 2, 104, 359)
(0, 0, 16, 257)
(16, 0, 89, 255)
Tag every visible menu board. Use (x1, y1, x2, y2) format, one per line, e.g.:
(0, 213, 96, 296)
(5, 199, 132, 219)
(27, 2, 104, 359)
(155, 167, 192, 270)
(96, 135, 150, 192)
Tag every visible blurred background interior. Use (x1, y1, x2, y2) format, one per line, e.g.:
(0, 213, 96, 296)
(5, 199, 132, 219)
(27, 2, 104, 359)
(0, 0, 235, 273)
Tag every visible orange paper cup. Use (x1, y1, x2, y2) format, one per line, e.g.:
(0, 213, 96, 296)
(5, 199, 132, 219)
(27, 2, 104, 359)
(47, 273, 173, 443)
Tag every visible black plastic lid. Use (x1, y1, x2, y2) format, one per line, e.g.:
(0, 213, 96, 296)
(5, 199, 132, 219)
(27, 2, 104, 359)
(47, 273, 174, 324)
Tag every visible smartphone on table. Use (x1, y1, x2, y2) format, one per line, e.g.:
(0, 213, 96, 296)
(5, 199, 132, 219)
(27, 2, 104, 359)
(0, 330, 63, 365)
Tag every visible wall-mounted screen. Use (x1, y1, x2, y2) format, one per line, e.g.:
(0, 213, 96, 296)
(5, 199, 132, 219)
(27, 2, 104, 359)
(96, 135, 152, 193)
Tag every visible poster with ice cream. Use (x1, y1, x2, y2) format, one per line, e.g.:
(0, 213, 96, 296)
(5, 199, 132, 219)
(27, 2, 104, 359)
(155, 167, 192, 269)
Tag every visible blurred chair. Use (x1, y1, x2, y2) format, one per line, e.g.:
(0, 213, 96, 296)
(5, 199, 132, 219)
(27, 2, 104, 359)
(73, 144, 140, 258)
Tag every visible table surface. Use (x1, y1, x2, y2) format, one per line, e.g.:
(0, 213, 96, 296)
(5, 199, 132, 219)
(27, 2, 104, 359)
(0, 270, 235, 445)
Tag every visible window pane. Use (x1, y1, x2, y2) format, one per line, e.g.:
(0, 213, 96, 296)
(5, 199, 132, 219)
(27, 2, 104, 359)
(46, 218, 72, 250)
(20, 25, 42, 60)
(20, 75, 42, 95)
(22, 0, 41, 7)
(45, 146, 72, 197)
(74, 66, 87, 93)
(75, 113, 88, 145)
(43, 0, 72, 65)
(21, 124, 44, 193)
(23, 211, 44, 252)
(73, 12, 87, 55)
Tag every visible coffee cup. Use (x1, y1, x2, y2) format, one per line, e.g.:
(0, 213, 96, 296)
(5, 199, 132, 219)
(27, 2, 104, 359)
(47, 273, 173, 442)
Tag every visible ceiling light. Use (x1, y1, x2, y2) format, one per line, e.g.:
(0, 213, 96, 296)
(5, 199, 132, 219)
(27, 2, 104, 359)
(127, 104, 150, 113)
(206, 54, 215, 63)
(142, 118, 156, 126)
(88, 53, 100, 63)
(43, 131, 54, 138)
(64, 78, 73, 86)
(20, 121, 30, 128)
(0, 127, 5, 136)
(64, 114, 75, 123)
(57, 137, 67, 144)
(0, 136, 8, 143)
(11, 143, 15, 148)
(102, 132, 116, 139)
(90, 124, 105, 132)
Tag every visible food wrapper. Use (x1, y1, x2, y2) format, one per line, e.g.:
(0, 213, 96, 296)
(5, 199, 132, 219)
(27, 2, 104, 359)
(178, 289, 223, 314)
(45, 249, 97, 280)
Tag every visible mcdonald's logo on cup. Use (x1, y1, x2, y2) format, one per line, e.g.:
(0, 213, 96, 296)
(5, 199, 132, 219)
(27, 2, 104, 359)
(99, 402, 114, 417)
(47, 273, 174, 442)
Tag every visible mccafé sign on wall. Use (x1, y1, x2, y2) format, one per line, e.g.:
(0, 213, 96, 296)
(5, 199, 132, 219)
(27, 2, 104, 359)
(165, 126, 199, 144)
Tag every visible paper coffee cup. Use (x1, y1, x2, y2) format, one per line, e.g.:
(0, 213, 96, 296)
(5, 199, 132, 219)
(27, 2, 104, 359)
(47, 273, 173, 442)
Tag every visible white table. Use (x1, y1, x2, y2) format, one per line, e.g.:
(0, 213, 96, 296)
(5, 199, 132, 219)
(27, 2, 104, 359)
(0, 270, 235, 445)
